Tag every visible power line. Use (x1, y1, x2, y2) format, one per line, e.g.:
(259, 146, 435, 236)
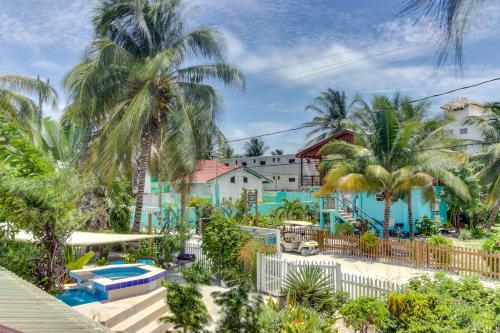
(226, 77, 500, 143)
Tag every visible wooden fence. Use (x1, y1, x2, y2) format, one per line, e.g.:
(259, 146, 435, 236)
(256, 253, 403, 298)
(288, 229, 500, 279)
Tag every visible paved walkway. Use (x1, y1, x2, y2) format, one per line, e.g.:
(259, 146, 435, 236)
(282, 252, 500, 287)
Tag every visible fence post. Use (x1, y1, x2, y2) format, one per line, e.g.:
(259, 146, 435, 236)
(335, 263, 343, 292)
(256, 253, 261, 292)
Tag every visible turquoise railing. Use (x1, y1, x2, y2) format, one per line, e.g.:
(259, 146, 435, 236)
(324, 193, 383, 230)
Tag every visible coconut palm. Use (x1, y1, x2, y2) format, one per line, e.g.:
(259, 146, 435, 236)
(274, 199, 306, 221)
(0, 75, 57, 131)
(400, 0, 485, 69)
(63, 0, 244, 232)
(244, 138, 268, 157)
(301, 89, 351, 142)
(319, 96, 470, 238)
(271, 149, 283, 155)
(464, 102, 500, 145)
(471, 143, 499, 229)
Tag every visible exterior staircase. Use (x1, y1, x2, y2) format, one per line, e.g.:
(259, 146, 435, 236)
(324, 192, 383, 230)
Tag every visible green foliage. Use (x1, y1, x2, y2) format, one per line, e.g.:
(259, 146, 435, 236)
(273, 199, 306, 221)
(415, 215, 440, 236)
(335, 222, 355, 236)
(282, 265, 335, 313)
(244, 137, 268, 156)
(153, 231, 186, 267)
(64, 247, 95, 271)
(239, 239, 276, 284)
(0, 240, 40, 283)
(189, 196, 213, 220)
(426, 235, 452, 247)
(339, 296, 392, 333)
(181, 262, 212, 285)
(123, 253, 136, 264)
(212, 282, 263, 333)
(360, 231, 378, 247)
(160, 281, 210, 333)
(201, 212, 250, 282)
(399, 273, 500, 332)
(95, 257, 108, 266)
(259, 302, 337, 333)
(482, 233, 500, 252)
(469, 226, 485, 239)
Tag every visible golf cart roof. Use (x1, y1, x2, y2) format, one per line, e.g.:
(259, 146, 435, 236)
(283, 220, 314, 227)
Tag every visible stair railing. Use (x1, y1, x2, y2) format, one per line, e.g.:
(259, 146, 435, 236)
(335, 193, 384, 229)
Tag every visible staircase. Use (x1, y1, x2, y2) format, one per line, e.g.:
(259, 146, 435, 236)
(324, 193, 383, 230)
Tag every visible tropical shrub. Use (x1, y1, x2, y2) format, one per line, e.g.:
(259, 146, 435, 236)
(426, 235, 452, 247)
(426, 235, 452, 264)
(201, 212, 250, 282)
(415, 215, 440, 236)
(339, 296, 392, 333)
(281, 265, 334, 313)
(335, 222, 355, 236)
(64, 247, 95, 270)
(273, 199, 306, 221)
(189, 196, 213, 220)
(0, 241, 40, 283)
(458, 228, 472, 241)
(153, 231, 186, 267)
(239, 239, 276, 282)
(402, 273, 500, 332)
(160, 281, 210, 333)
(482, 233, 500, 252)
(212, 282, 262, 333)
(95, 257, 108, 266)
(360, 231, 378, 247)
(181, 262, 212, 285)
(469, 226, 485, 239)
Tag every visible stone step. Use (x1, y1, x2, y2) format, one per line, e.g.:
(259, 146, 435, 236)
(135, 319, 170, 333)
(111, 299, 168, 333)
(105, 288, 166, 328)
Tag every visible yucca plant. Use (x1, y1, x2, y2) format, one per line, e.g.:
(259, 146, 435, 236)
(282, 265, 333, 311)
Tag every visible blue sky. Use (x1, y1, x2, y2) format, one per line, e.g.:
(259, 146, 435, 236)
(2, 0, 500, 154)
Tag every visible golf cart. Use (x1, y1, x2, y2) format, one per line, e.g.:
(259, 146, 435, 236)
(280, 220, 320, 256)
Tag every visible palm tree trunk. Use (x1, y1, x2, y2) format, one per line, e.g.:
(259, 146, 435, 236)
(407, 191, 414, 240)
(383, 191, 392, 239)
(132, 134, 153, 233)
(483, 204, 499, 230)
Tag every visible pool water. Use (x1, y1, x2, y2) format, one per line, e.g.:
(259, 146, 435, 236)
(92, 266, 148, 280)
(57, 289, 106, 307)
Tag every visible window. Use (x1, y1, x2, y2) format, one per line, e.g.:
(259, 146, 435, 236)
(375, 193, 384, 201)
(278, 158, 280, 162)
(272, 158, 275, 162)
(260, 160, 266, 165)
(288, 177, 296, 182)
(289, 158, 295, 164)
(242, 161, 247, 166)
(230, 176, 235, 183)
(243, 176, 248, 183)
(278, 176, 280, 180)
(445, 129, 453, 135)
(253, 159, 256, 163)
(235, 160, 238, 164)
(459, 128, 468, 135)
(224, 163, 229, 167)
(273, 176, 275, 180)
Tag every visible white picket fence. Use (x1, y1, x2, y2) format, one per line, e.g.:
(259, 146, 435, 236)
(256, 253, 403, 299)
(184, 240, 403, 300)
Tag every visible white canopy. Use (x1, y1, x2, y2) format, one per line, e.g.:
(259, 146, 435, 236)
(15, 231, 162, 246)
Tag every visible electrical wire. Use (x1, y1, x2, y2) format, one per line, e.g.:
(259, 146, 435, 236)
(226, 77, 500, 143)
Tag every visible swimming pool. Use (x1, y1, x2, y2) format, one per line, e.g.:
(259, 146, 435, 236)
(92, 266, 148, 280)
(57, 289, 107, 307)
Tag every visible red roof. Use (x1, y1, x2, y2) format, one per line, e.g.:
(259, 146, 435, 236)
(296, 129, 354, 158)
(191, 160, 237, 183)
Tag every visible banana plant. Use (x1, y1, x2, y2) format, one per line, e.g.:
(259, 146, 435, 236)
(64, 246, 95, 271)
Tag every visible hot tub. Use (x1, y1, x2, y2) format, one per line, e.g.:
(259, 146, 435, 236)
(68, 264, 166, 302)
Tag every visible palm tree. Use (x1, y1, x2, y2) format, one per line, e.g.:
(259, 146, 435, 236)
(471, 143, 499, 229)
(301, 89, 351, 142)
(274, 199, 306, 220)
(0, 75, 57, 131)
(319, 96, 469, 238)
(244, 138, 268, 157)
(400, 0, 485, 69)
(271, 149, 283, 155)
(63, 0, 244, 232)
(464, 102, 500, 145)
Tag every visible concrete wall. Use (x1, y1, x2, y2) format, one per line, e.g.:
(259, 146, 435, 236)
(223, 154, 301, 191)
(208, 169, 264, 202)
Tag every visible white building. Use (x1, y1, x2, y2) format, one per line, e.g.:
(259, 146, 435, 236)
(143, 160, 270, 207)
(222, 154, 319, 191)
(441, 97, 491, 153)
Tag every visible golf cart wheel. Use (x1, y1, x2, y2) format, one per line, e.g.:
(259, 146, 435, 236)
(300, 249, 309, 256)
(280, 244, 285, 253)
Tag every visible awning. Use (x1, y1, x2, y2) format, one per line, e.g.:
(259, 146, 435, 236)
(15, 231, 162, 246)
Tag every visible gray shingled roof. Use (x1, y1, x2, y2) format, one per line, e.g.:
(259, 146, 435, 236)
(0, 267, 111, 333)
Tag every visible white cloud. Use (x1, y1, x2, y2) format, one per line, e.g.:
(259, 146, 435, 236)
(32, 59, 60, 70)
